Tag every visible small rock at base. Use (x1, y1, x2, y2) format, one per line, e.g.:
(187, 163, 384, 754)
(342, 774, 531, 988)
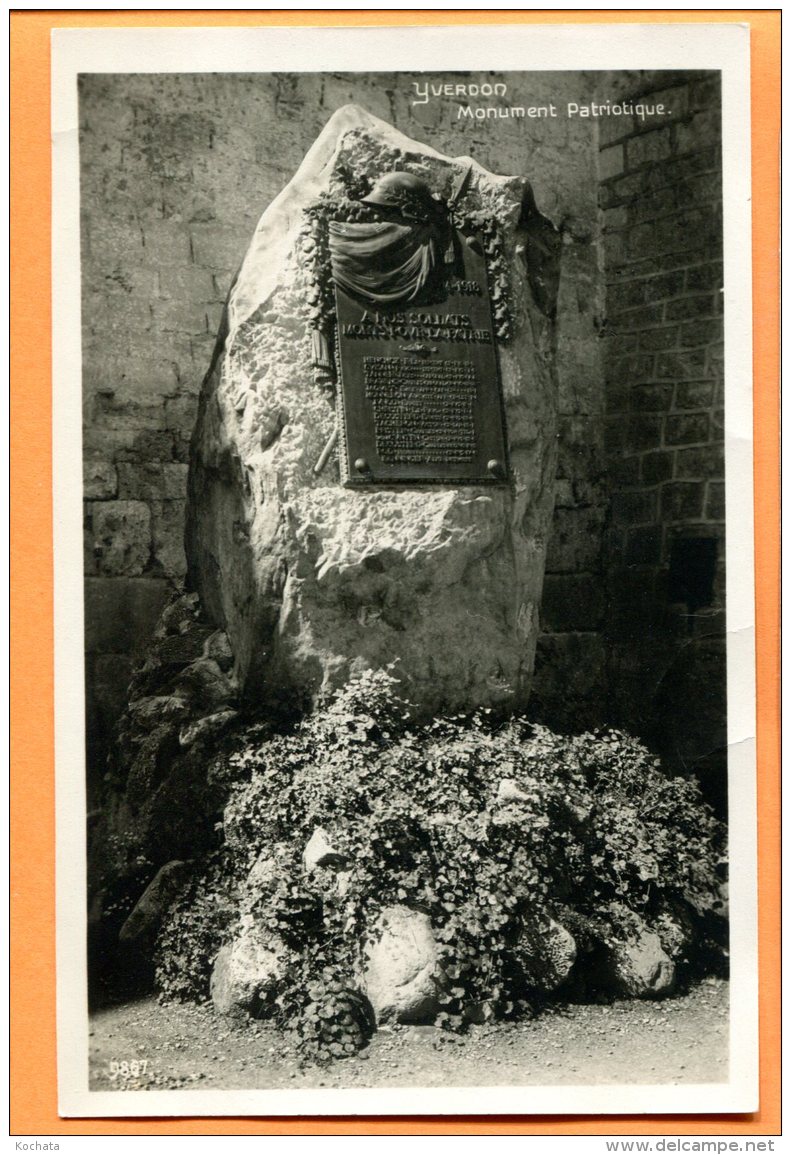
(119, 860, 191, 948)
(362, 905, 442, 1025)
(245, 851, 280, 894)
(210, 928, 286, 1018)
(495, 778, 532, 804)
(178, 707, 238, 748)
(607, 928, 676, 998)
(518, 915, 577, 992)
(303, 826, 348, 871)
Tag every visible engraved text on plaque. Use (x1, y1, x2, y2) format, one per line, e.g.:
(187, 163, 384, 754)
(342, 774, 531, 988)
(364, 356, 477, 464)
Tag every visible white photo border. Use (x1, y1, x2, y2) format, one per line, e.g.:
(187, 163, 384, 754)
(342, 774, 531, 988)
(52, 21, 757, 1118)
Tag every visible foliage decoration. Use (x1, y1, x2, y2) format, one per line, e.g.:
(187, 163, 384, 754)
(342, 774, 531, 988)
(154, 669, 726, 1064)
(453, 210, 513, 341)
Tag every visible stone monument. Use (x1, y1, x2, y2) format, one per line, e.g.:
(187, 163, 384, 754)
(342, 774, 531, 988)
(185, 104, 559, 718)
(92, 108, 726, 1036)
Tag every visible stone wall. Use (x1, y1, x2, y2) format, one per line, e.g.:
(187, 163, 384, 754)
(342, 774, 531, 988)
(598, 72, 726, 805)
(80, 71, 608, 790)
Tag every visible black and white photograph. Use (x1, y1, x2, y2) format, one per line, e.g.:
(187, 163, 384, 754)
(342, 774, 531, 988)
(52, 23, 757, 1117)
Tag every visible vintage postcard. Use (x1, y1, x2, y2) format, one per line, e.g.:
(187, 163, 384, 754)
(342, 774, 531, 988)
(51, 21, 758, 1118)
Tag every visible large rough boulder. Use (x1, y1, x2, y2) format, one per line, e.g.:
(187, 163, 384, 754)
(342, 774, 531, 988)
(186, 104, 558, 717)
(362, 905, 443, 1024)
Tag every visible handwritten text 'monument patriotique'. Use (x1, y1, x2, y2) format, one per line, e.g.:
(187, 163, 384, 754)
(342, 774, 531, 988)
(341, 310, 492, 344)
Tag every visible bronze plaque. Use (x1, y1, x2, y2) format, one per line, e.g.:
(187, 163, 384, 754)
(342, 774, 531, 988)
(334, 231, 508, 486)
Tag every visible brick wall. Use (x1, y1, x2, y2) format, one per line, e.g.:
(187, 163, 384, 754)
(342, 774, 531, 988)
(80, 71, 609, 787)
(598, 73, 726, 806)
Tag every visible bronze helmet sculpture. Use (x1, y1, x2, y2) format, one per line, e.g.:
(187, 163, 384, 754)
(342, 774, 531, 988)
(361, 171, 438, 221)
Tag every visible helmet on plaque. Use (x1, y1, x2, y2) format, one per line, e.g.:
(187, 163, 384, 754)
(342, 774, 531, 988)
(361, 171, 438, 220)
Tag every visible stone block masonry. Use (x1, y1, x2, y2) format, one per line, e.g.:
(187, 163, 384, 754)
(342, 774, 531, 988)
(598, 72, 726, 806)
(81, 71, 609, 776)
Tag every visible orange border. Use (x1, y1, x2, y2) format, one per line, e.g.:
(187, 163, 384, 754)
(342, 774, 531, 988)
(10, 9, 780, 1137)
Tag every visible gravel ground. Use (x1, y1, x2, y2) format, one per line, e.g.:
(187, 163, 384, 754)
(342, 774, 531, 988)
(89, 977, 728, 1092)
